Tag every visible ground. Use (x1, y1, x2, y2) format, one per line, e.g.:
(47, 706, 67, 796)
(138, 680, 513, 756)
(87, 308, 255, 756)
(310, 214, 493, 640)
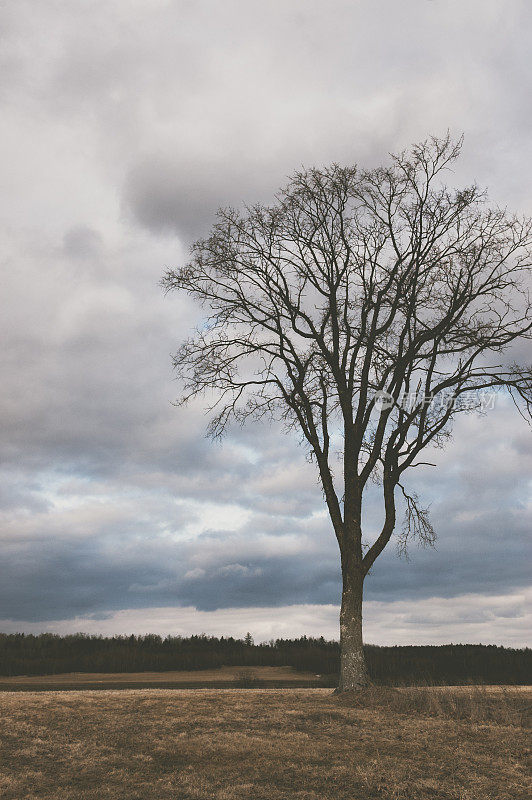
(0, 685, 529, 799)
(0, 665, 321, 690)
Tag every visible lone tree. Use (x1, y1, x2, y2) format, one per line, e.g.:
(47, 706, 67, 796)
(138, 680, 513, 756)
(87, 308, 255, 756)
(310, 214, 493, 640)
(162, 135, 532, 692)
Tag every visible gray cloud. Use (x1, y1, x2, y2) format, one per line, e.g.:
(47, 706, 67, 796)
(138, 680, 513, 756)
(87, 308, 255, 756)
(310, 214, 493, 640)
(63, 226, 104, 261)
(122, 154, 283, 241)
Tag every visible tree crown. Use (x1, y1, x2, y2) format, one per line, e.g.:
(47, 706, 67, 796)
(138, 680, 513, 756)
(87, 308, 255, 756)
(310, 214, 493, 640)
(162, 135, 532, 567)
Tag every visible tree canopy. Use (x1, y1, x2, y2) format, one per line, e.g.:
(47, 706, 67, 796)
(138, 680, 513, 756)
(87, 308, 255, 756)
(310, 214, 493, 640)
(163, 135, 532, 565)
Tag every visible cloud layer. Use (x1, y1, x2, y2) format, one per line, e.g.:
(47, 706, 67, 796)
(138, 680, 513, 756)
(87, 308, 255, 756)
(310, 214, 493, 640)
(0, 0, 530, 643)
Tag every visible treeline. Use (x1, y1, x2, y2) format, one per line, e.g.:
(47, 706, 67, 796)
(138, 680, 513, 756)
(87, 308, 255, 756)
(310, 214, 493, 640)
(0, 632, 529, 684)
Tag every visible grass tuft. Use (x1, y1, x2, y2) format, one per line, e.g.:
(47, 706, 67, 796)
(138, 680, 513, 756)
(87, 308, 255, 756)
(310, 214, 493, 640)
(335, 684, 531, 726)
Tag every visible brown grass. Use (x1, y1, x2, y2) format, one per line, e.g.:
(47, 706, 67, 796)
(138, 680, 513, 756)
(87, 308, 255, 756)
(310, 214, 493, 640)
(0, 665, 319, 689)
(0, 686, 530, 799)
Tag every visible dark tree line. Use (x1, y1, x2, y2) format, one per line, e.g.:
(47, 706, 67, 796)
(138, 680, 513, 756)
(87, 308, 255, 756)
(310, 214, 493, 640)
(0, 633, 529, 685)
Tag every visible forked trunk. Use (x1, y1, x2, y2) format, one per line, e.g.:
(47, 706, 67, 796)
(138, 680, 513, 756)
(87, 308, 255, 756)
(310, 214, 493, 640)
(336, 568, 369, 692)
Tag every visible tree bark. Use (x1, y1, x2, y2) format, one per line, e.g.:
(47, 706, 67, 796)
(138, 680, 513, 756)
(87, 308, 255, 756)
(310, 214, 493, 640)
(336, 566, 369, 692)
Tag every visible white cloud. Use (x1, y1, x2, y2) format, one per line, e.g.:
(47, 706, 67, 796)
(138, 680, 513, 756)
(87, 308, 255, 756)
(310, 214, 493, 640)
(1, 587, 529, 647)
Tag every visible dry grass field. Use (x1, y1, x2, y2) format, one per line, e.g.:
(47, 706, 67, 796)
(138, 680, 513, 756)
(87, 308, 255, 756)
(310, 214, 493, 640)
(0, 686, 530, 800)
(0, 665, 320, 690)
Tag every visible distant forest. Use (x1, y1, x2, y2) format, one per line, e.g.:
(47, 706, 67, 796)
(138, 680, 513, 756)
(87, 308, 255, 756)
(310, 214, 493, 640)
(0, 633, 530, 684)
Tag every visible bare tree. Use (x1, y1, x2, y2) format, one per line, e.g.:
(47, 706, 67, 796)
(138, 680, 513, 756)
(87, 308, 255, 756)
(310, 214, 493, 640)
(162, 135, 532, 692)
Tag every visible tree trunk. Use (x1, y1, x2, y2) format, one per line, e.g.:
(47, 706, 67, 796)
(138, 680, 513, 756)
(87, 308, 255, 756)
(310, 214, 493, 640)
(336, 568, 369, 692)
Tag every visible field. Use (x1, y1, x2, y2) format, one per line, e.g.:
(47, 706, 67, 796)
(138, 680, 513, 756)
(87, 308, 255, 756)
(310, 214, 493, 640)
(0, 685, 530, 800)
(0, 665, 322, 691)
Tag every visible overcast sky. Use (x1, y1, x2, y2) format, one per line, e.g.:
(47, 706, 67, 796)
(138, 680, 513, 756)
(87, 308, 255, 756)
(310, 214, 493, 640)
(0, 0, 531, 646)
